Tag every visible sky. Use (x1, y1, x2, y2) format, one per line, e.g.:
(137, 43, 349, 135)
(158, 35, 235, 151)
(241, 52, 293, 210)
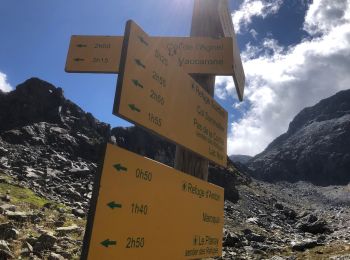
(1, 0, 350, 157)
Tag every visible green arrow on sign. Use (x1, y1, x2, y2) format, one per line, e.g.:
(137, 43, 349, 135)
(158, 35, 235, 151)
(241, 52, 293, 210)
(132, 79, 144, 89)
(134, 59, 146, 69)
(76, 44, 87, 48)
(138, 35, 149, 46)
(128, 104, 141, 112)
(107, 201, 122, 209)
(74, 58, 85, 62)
(101, 239, 117, 248)
(113, 163, 127, 172)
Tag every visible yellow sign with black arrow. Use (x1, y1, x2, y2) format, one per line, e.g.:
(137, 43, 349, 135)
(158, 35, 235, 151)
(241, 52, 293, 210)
(114, 20, 228, 167)
(82, 144, 224, 260)
(65, 35, 245, 100)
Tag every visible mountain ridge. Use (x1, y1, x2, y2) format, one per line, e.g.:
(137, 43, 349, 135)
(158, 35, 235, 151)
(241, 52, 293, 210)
(0, 78, 349, 259)
(247, 89, 350, 185)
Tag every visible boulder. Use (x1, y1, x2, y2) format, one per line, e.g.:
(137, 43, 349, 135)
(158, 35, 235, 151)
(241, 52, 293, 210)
(0, 240, 14, 258)
(291, 239, 318, 251)
(34, 233, 57, 251)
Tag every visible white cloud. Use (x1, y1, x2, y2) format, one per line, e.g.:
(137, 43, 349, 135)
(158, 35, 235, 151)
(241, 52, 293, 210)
(0, 72, 12, 92)
(250, 29, 259, 39)
(232, 0, 283, 33)
(304, 0, 350, 35)
(217, 0, 350, 156)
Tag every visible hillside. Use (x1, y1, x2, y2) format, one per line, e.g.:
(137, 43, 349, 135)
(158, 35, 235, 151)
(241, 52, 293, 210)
(247, 89, 350, 185)
(0, 79, 349, 259)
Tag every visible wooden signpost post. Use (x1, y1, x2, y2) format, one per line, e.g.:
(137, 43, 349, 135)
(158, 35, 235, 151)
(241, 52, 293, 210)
(65, 0, 245, 259)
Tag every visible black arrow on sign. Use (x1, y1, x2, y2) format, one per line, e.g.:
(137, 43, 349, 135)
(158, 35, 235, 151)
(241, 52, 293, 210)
(132, 79, 144, 89)
(134, 59, 146, 69)
(138, 35, 149, 46)
(128, 104, 141, 112)
(101, 239, 117, 248)
(74, 58, 85, 62)
(107, 201, 122, 209)
(76, 44, 87, 48)
(113, 163, 127, 172)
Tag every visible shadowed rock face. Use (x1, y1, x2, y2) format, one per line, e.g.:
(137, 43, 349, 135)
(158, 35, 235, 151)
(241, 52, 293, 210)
(0, 78, 111, 207)
(0, 77, 110, 162)
(0, 78, 63, 131)
(247, 89, 350, 185)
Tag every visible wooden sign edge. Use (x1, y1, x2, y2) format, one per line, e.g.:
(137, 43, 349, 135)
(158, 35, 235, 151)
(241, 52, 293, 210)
(113, 20, 228, 168)
(113, 20, 132, 116)
(80, 142, 108, 260)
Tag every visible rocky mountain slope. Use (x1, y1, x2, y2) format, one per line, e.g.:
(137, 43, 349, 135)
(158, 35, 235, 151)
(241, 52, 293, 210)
(229, 155, 253, 164)
(3, 78, 246, 202)
(247, 89, 350, 185)
(0, 78, 349, 259)
(0, 78, 110, 210)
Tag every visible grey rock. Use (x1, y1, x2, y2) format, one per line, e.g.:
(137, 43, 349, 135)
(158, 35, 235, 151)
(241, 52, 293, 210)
(48, 252, 66, 260)
(34, 233, 57, 251)
(269, 257, 286, 260)
(6, 211, 30, 222)
(0, 204, 16, 214)
(0, 222, 19, 240)
(0, 222, 14, 239)
(246, 233, 266, 242)
(291, 239, 318, 251)
(246, 217, 259, 225)
(56, 225, 81, 236)
(282, 208, 297, 220)
(0, 240, 14, 259)
(72, 208, 85, 218)
(20, 241, 33, 257)
(0, 240, 11, 252)
(274, 203, 284, 210)
(223, 231, 241, 247)
(1, 194, 11, 202)
(296, 218, 330, 234)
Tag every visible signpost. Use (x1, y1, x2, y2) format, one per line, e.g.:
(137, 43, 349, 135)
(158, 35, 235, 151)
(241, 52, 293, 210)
(114, 20, 228, 167)
(175, 0, 232, 181)
(82, 144, 224, 259)
(65, 1, 246, 259)
(66, 36, 243, 99)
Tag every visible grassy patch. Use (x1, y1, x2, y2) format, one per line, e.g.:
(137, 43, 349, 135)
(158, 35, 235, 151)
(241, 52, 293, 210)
(0, 181, 49, 209)
(0, 171, 86, 259)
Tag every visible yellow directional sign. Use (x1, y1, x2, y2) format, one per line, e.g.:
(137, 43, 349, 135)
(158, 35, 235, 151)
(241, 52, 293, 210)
(65, 35, 245, 100)
(82, 144, 224, 260)
(218, 0, 245, 101)
(66, 36, 235, 75)
(65, 36, 122, 73)
(114, 20, 228, 167)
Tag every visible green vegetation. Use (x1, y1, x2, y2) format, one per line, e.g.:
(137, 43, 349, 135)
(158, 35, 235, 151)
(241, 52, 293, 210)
(0, 181, 49, 208)
(0, 172, 86, 259)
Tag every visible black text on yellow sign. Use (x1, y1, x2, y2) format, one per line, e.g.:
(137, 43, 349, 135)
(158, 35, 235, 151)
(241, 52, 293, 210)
(66, 36, 235, 75)
(82, 144, 224, 260)
(65, 35, 245, 101)
(114, 20, 228, 167)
